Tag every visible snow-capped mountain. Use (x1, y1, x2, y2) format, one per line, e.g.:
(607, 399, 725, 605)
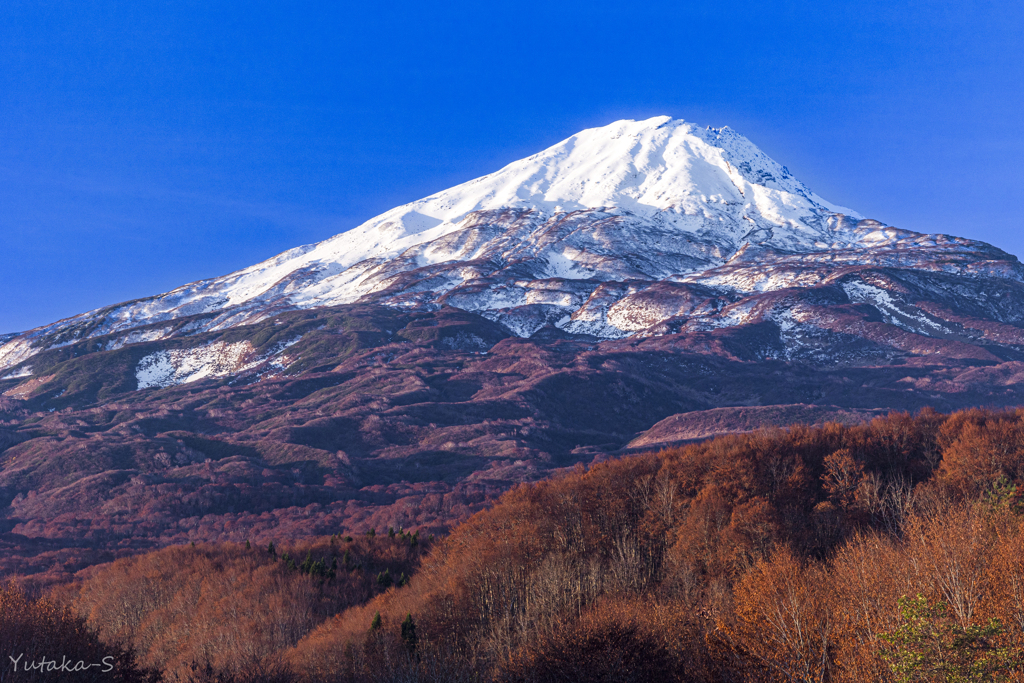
(2, 115, 1022, 375)
(8, 116, 1024, 568)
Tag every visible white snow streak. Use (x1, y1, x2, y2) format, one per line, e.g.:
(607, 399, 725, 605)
(135, 337, 302, 390)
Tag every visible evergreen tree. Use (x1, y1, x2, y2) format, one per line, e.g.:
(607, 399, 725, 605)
(401, 613, 418, 654)
(281, 552, 297, 571)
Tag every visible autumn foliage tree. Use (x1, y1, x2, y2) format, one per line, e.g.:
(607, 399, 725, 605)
(728, 548, 838, 682)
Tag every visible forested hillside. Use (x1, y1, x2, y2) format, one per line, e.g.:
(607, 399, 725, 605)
(287, 407, 1024, 682)
(6, 407, 1024, 681)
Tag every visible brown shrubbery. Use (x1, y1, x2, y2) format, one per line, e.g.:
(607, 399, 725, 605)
(495, 598, 690, 683)
(70, 533, 427, 682)
(23, 407, 1024, 681)
(0, 582, 158, 683)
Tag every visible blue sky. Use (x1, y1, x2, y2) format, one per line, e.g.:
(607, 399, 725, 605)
(2, 0, 1022, 332)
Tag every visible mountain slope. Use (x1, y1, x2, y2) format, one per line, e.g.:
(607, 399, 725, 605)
(8, 115, 1019, 378)
(5, 117, 1024, 584)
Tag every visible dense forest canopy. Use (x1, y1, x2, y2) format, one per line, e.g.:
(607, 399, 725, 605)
(6, 407, 1024, 681)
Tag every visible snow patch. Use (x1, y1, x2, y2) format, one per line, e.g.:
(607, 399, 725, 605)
(843, 280, 950, 336)
(135, 336, 303, 390)
(136, 342, 257, 389)
(1, 366, 32, 380)
(0, 339, 36, 373)
(105, 327, 176, 351)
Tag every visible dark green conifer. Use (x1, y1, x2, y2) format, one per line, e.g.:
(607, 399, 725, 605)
(369, 612, 382, 631)
(281, 552, 297, 571)
(400, 613, 418, 653)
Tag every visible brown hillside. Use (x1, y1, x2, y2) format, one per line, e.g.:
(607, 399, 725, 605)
(52, 407, 1024, 682)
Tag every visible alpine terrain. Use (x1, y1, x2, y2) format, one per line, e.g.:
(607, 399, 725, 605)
(3, 115, 1024, 583)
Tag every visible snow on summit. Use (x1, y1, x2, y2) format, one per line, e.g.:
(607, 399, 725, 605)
(2, 116, 1020, 374)
(289, 116, 861, 275)
(99, 116, 864, 313)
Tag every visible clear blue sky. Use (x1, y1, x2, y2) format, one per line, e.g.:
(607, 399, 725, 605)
(2, 0, 1022, 333)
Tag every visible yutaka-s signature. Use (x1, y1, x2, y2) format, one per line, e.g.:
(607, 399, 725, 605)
(8, 654, 115, 673)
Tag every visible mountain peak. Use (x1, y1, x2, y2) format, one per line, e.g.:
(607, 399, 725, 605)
(299, 115, 861, 272)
